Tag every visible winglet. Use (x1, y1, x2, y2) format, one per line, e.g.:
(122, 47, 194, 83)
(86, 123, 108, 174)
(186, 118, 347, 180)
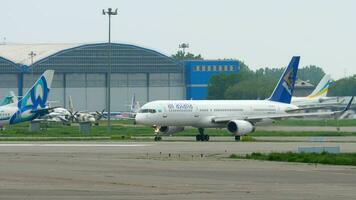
(343, 96, 354, 112)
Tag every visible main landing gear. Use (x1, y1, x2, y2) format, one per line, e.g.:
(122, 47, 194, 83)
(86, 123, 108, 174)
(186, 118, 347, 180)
(196, 128, 209, 141)
(154, 136, 162, 141)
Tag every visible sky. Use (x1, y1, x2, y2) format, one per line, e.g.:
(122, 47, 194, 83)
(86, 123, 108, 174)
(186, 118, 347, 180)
(1, 0, 355, 79)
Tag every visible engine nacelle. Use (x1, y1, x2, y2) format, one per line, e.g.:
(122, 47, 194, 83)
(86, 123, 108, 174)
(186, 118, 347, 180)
(227, 120, 255, 136)
(159, 126, 185, 135)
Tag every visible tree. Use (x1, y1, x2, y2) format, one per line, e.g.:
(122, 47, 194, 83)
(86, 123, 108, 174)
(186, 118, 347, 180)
(224, 76, 276, 100)
(328, 75, 356, 96)
(297, 65, 325, 85)
(207, 73, 239, 99)
(207, 62, 326, 100)
(171, 50, 203, 60)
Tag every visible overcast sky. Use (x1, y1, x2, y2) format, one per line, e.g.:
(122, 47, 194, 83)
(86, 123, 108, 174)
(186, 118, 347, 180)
(1, 0, 355, 79)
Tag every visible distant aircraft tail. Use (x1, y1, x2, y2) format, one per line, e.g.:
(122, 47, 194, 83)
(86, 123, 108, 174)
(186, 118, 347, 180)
(68, 95, 74, 113)
(9, 91, 18, 105)
(130, 93, 140, 113)
(307, 74, 332, 99)
(9, 70, 54, 124)
(268, 56, 300, 104)
(0, 91, 17, 106)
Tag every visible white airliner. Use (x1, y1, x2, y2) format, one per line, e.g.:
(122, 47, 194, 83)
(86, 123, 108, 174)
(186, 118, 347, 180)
(135, 57, 353, 141)
(0, 70, 54, 128)
(291, 74, 340, 107)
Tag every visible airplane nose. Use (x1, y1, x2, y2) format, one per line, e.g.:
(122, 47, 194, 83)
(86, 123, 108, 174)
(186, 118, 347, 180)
(135, 114, 144, 125)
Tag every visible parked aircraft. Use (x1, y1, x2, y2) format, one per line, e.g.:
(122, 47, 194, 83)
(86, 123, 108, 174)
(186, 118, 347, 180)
(291, 74, 340, 107)
(38, 95, 103, 125)
(36, 107, 72, 124)
(135, 57, 353, 141)
(104, 93, 141, 120)
(0, 70, 55, 127)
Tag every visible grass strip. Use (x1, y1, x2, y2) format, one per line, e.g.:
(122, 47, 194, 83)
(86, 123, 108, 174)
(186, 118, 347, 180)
(231, 152, 356, 166)
(274, 119, 356, 127)
(1, 120, 355, 138)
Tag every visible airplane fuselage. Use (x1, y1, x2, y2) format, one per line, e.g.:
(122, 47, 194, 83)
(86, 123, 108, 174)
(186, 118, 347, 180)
(135, 100, 298, 128)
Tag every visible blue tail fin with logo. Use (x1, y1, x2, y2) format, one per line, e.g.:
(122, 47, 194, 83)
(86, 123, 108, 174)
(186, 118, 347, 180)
(18, 70, 54, 111)
(9, 70, 54, 124)
(268, 56, 300, 104)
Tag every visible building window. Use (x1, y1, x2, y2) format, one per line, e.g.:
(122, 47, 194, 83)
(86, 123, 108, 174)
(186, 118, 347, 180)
(218, 66, 223, 71)
(201, 66, 206, 71)
(230, 65, 234, 71)
(224, 66, 229, 71)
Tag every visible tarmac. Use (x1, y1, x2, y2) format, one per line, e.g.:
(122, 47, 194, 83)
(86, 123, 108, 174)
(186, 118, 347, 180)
(0, 141, 356, 199)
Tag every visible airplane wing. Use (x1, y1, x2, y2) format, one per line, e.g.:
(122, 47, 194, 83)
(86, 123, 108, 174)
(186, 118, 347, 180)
(285, 103, 345, 113)
(30, 106, 60, 116)
(34, 117, 69, 123)
(212, 96, 353, 124)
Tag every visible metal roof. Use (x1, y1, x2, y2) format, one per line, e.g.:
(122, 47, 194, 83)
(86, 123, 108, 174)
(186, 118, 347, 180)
(0, 43, 81, 66)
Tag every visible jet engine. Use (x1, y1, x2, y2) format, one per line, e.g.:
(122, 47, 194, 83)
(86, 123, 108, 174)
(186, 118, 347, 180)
(158, 126, 185, 135)
(227, 120, 255, 136)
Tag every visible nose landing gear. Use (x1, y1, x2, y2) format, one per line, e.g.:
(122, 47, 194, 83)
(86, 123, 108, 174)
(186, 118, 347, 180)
(196, 128, 209, 141)
(153, 125, 162, 141)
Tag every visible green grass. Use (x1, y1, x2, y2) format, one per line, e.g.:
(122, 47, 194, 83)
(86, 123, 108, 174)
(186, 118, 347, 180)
(273, 119, 356, 127)
(250, 131, 356, 137)
(0, 120, 355, 140)
(230, 152, 356, 166)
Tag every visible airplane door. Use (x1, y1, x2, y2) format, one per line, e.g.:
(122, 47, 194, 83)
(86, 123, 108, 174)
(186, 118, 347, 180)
(193, 103, 200, 118)
(161, 103, 168, 119)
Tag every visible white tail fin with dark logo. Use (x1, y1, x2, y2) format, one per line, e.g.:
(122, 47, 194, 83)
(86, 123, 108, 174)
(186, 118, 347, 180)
(307, 74, 332, 99)
(68, 95, 74, 113)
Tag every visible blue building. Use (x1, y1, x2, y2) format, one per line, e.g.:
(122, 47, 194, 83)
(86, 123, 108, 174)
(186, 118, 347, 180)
(185, 60, 240, 100)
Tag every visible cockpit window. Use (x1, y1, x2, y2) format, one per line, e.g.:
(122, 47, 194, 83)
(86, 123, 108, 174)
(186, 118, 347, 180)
(138, 109, 156, 113)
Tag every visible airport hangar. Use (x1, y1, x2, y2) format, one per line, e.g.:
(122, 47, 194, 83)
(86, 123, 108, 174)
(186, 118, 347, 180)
(0, 43, 240, 112)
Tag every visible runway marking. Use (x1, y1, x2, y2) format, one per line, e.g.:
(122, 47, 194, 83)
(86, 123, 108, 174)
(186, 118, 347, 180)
(0, 143, 153, 147)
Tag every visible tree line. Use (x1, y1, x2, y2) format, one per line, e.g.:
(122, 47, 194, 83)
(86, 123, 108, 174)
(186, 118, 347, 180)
(207, 62, 330, 100)
(171, 50, 356, 99)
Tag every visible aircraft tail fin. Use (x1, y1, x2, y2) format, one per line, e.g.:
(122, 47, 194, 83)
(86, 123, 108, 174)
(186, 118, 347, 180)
(9, 91, 17, 105)
(268, 56, 300, 104)
(0, 91, 17, 106)
(307, 74, 332, 99)
(17, 70, 54, 110)
(9, 70, 54, 124)
(130, 93, 140, 113)
(68, 95, 74, 113)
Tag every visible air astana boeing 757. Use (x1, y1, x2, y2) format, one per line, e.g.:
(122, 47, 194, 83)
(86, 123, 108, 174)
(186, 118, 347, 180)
(135, 57, 353, 141)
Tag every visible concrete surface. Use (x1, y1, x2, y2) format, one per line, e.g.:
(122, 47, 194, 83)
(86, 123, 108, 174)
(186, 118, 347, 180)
(0, 141, 355, 199)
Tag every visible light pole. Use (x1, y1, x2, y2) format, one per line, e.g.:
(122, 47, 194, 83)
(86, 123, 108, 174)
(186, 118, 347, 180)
(28, 51, 36, 83)
(102, 8, 118, 132)
(179, 43, 189, 55)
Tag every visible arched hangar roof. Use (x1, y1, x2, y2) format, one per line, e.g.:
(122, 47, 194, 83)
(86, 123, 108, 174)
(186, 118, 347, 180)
(0, 43, 182, 73)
